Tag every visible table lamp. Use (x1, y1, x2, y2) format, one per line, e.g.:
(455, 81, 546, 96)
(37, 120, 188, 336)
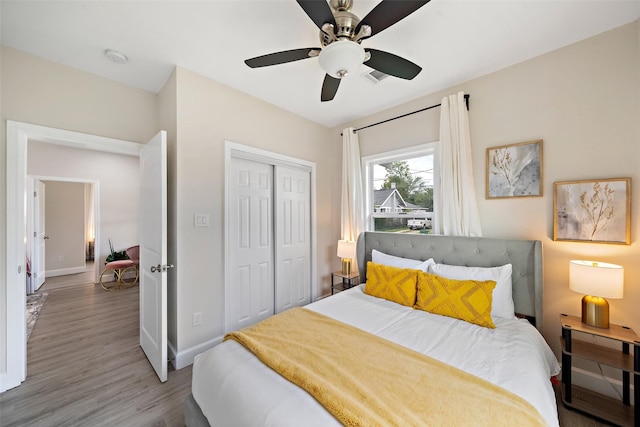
(337, 240, 356, 275)
(569, 260, 624, 328)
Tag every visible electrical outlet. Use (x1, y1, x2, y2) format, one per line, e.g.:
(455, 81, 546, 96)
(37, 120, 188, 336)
(192, 312, 202, 327)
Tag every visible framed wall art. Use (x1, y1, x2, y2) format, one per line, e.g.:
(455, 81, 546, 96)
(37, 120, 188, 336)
(486, 140, 543, 199)
(553, 178, 631, 244)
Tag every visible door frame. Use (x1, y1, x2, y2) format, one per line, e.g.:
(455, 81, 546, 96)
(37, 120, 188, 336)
(3, 120, 140, 393)
(223, 140, 317, 333)
(28, 176, 100, 283)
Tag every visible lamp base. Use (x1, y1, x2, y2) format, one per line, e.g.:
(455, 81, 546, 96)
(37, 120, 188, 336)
(341, 258, 352, 275)
(581, 295, 610, 328)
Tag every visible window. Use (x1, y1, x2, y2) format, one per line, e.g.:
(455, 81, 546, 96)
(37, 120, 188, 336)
(362, 143, 438, 233)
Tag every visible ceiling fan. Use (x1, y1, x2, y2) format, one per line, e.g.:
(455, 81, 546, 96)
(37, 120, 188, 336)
(245, 0, 430, 102)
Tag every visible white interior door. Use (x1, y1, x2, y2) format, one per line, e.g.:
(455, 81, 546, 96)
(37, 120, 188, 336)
(33, 180, 46, 290)
(226, 157, 275, 332)
(275, 166, 311, 313)
(139, 131, 168, 383)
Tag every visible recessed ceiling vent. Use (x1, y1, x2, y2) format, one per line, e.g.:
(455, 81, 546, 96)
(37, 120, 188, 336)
(362, 69, 389, 84)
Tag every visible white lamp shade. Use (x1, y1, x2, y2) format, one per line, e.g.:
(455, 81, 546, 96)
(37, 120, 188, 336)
(569, 260, 624, 299)
(318, 40, 365, 79)
(337, 240, 356, 259)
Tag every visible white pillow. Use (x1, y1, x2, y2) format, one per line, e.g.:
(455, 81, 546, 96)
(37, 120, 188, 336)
(371, 249, 435, 272)
(428, 263, 515, 320)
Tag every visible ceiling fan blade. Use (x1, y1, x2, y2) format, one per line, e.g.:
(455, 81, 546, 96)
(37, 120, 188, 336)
(356, 0, 430, 39)
(296, 0, 337, 31)
(321, 74, 341, 102)
(365, 49, 422, 80)
(245, 48, 320, 68)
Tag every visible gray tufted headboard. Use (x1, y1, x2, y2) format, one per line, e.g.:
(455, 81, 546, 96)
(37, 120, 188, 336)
(356, 232, 544, 333)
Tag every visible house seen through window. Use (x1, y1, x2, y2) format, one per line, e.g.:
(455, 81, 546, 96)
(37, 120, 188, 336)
(363, 143, 437, 233)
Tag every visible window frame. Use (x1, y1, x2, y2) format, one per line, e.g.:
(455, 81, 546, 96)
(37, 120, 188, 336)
(361, 142, 439, 232)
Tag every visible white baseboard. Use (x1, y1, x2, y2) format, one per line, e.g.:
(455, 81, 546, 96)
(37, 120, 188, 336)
(567, 365, 635, 405)
(169, 335, 224, 370)
(45, 266, 86, 278)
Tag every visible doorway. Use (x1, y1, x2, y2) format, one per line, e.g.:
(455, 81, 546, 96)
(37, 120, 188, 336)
(3, 121, 142, 392)
(26, 178, 99, 293)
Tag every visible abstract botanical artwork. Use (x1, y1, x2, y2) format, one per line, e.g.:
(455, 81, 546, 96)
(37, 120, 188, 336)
(554, 178, 631, 244)
(486, 140, 542, 198)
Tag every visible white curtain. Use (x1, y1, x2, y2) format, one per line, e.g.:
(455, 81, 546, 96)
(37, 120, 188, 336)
(341, 128, 365, 242)
(438, 92, 482, 237)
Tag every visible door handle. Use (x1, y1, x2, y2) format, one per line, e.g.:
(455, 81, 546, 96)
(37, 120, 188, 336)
(151, 264, 175, 273)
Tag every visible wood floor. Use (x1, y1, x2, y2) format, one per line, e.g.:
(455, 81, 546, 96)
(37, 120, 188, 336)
(0, 274, 192, 426)
(0, 268, 616, 427)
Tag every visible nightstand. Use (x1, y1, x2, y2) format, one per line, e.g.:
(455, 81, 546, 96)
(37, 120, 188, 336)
(559, 313, 639, 427)
(330, 271, 360, 295)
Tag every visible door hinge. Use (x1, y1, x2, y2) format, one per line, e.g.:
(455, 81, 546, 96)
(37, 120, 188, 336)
(18, 265, 22, 274)
(34, 231, 37, 238)
(34, 191, 37, 197)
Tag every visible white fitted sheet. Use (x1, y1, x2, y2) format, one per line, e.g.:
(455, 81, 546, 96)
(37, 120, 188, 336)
(192, 285, 560, 426)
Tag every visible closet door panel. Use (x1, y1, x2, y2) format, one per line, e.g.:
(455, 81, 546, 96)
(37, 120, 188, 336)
(275, 166, 311, 313)
(227, 158, 274, 331)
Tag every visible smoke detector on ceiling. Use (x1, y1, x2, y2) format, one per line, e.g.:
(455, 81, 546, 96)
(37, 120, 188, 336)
(104, 49, 128, 64)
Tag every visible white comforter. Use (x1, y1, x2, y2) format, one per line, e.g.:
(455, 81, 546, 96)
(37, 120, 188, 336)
(192, 285, 560, 426)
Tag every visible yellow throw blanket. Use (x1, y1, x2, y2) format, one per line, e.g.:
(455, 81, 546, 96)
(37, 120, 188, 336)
(224, 307, 546, 427)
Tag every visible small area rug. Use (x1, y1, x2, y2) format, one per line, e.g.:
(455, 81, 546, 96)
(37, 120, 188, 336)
(27, 292, 48, 341)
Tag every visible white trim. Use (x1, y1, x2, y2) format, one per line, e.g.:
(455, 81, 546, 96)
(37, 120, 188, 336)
(169, 335, 224, 370)
(224, 141, 318, 334)
(361, 142, 439, 232)
(10, 122, 141, 156)
(45, 267, 88, 278)
(3, 121, 140, 393)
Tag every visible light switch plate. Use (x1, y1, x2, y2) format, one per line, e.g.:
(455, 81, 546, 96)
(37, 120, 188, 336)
(194, 213, 210, 227)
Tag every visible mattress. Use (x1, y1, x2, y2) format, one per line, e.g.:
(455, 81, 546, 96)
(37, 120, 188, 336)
(192, 285, 560, 426)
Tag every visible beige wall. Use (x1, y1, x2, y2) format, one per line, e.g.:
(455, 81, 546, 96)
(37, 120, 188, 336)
(333, 21, 640, 358)
(42, 181, 85, 272)
(0, 47, 159, 143)
(169, 67, 339, 356)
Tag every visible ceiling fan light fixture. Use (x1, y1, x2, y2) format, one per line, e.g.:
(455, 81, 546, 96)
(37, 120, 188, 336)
(318, 40, 365, 79)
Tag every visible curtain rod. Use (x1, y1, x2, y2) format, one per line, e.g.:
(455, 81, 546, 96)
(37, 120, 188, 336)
(341, 94, 470, 136)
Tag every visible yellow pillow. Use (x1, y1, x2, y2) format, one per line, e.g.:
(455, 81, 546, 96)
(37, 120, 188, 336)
(364, 262, 418, 307)
(415, 271, 496, 328)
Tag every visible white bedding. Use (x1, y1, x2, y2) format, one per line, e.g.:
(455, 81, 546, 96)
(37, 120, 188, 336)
(193, 285, 560, 426)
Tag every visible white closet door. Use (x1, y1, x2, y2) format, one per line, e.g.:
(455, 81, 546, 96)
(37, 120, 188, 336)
(227, 158, 275, 331)
(275, 166, 311, 313)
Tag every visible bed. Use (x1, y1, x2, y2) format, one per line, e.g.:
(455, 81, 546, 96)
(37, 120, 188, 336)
(186, 232, 560, 426)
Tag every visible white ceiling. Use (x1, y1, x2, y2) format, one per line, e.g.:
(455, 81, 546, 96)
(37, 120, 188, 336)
(2, 1, 639, 128)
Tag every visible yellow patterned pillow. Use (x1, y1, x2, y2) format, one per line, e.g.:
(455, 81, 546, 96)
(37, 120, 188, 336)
(415, 271, 496, 328)
(364, 262, 418, 307)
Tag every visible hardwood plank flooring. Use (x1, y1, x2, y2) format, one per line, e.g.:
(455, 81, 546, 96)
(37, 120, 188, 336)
(38, 262, 96, 291)
(0, 281, 192, 427)
(555, 385, 617, 427)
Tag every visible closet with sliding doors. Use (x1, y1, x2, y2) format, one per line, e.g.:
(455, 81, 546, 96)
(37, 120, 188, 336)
(225, 144, 313, 333)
